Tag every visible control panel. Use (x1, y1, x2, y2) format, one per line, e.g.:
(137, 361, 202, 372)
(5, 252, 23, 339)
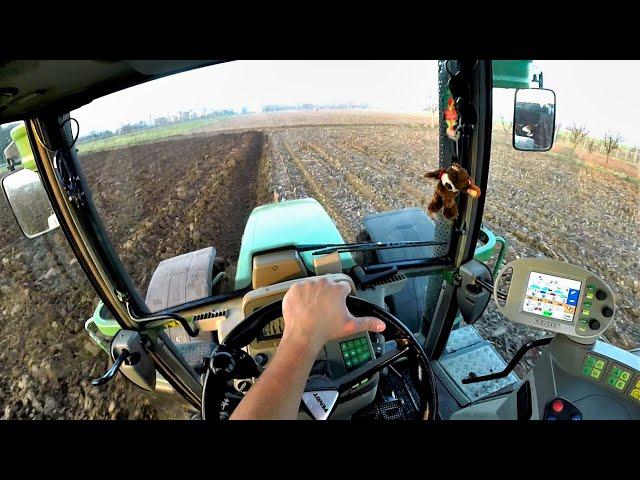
(337, 335, 374, 372)
(579, 350, 640, 403)
(494, 258, 616, 342)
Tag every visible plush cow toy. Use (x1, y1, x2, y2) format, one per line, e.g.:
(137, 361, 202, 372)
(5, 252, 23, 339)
(423, 162, 481, 220)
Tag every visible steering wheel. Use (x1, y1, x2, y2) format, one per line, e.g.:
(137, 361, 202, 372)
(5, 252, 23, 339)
(201, 295, 438, 420)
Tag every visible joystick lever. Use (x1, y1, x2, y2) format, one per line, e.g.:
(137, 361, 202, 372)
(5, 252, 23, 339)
(462, 337, 552, 384)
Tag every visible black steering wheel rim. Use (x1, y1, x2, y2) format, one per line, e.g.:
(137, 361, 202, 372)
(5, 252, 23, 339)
(202, 295, 438, 420)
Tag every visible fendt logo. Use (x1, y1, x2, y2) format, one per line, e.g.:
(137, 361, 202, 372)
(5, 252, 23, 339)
(535, 318, 555, 329)
(313, 393, 329, 412)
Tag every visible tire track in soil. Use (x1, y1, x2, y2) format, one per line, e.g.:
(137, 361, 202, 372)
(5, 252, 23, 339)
(280, 137, 361, 241)
(312, 129, 436, 208)
(267, 132, 311, 201)
(303, 140, 393, 213)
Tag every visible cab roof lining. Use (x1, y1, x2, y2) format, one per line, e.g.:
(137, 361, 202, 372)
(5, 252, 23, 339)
(0, 60, 223, 124)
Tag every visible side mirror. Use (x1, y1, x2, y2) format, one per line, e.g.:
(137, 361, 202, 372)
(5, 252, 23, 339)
(513, 88, 556, 152)
(1, 168, 60, 238)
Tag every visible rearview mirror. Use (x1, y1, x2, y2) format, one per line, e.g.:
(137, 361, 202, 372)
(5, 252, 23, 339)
(2, 168, 59, 238)
(513, 88, 556, 152)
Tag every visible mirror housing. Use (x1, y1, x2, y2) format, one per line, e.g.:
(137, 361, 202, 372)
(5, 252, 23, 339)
(513, 88, 556, 152)
(1, 168, 60, 238)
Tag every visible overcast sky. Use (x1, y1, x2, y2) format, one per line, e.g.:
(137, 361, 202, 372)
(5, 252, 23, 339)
(72, 60, 640, 147)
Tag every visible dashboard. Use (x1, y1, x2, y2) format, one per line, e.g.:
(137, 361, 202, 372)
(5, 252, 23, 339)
(194, 255, 637, 420)
(199, 271, 414, 419)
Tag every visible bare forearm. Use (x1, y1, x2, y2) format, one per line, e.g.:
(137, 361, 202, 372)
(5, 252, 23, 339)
(230, 336, 321, 420)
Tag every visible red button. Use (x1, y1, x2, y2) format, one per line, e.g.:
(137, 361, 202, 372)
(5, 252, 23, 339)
(551, 399, 564, 413)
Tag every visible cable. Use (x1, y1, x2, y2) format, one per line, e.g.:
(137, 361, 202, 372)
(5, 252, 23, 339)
(475, 277, 509, 300)
(62, 117, 80, 149)
(32, 117, 80, 153)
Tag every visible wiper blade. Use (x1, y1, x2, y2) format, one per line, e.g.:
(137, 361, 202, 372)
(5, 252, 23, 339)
(297, 240, 448, 256)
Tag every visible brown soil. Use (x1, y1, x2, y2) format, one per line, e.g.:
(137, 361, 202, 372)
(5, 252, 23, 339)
(1, 111, 638, 418)
(81, 131, 265, 296)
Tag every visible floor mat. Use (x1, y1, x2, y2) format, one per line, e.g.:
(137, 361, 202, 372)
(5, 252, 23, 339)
(437, 325, 519, 403)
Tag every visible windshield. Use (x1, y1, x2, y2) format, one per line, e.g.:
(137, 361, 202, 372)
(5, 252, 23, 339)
(71, 61, 448, 312)
(474, 60, 640, 374)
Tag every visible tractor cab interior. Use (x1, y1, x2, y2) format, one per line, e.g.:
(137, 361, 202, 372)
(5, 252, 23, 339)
(2, 59, 639, 420)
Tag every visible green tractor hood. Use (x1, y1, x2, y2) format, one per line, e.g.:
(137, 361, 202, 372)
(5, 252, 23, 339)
(234, 198, 355, 289)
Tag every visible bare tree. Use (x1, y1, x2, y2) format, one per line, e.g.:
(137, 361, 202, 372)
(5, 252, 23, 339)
(500, 115, 511, 138)
(566, 123, 589, 156)
(554, 122, 563, 142)
(602, 131, 623, 167)
(425, 94, 439, 128)
(585, 138, 598, 155)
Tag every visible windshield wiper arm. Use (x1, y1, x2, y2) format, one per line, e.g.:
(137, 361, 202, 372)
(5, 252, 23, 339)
(297, 240, 448, 256)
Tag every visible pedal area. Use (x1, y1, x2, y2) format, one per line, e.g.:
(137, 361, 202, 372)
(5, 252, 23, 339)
(433, 325, 520, 410)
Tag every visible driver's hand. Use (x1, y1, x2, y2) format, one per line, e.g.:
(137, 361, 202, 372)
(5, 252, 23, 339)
(281, 276, 386, 350)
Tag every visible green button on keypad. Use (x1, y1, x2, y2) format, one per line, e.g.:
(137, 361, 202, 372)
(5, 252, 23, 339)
(613, 368, 622, 377)
(615, 380, 626, 390)
(620, 372, 630, 381)
(341, 337, 371, 372)
(581, 354, 607, 382)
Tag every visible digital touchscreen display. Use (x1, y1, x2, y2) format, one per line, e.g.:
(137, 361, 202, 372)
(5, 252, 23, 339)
(523, 271, 581, 322)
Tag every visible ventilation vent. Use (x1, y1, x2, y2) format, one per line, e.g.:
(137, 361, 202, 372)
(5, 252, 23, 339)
(369, 273, 407, 288)
(193, 309, 228, 322)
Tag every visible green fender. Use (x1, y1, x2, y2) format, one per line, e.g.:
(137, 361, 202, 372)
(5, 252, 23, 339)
(10, 123, 37, 171)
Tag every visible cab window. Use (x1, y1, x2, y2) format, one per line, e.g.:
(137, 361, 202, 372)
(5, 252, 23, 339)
(71, 61, 447, 312)
(477, 60, 640, 373)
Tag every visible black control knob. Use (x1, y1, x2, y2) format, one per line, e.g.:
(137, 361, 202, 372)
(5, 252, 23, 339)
(588, 319, 601, 331)
(596, 290, 607, 301)
(210, 351, 236, 376)
(254, 353, 268, 367)
(602, 306, 614, 318)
